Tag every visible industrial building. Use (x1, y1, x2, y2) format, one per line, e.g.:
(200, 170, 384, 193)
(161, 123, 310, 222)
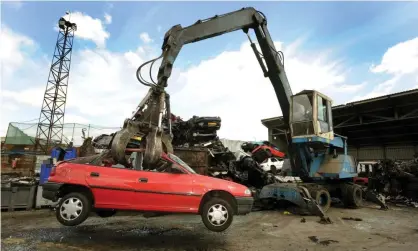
(261, 89, 418, 161)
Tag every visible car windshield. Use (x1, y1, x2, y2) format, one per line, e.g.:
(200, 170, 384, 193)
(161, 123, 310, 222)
(168, 153, 197, 174)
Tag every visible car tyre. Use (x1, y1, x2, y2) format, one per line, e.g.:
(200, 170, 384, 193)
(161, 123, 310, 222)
(56, 192, 91, 226)
(201, 197, 234, 232)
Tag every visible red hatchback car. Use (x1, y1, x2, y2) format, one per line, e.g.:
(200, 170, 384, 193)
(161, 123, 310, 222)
(42, 151, 254, 232)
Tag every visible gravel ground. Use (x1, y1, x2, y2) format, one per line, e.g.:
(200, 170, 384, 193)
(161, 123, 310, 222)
(2, 204, 418, 251)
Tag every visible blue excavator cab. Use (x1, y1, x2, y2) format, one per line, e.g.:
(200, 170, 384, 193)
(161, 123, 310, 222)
(289, 90, 357, 180)
(290, 90, 335, 146)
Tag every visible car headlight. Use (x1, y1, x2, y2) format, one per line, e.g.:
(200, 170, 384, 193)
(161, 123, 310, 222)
(244, 188, 251, 195)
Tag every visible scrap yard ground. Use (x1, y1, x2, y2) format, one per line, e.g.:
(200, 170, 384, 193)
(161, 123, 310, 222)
(2, 204, 418, 251)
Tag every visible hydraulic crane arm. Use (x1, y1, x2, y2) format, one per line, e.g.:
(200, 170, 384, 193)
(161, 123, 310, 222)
(111, 7, 295, 167)
(156, 7, 293, 123)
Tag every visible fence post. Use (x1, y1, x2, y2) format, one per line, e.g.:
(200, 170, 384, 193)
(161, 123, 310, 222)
(71, 123, 75, 142)
(4, 122, 11, 144)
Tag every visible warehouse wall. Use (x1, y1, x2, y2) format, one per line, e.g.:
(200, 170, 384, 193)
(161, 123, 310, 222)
(266, 129, 417, 161)
(348, 145, 417, 161)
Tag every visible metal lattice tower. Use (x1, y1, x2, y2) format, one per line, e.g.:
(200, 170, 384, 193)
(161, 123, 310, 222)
(35, 15, 77, 152)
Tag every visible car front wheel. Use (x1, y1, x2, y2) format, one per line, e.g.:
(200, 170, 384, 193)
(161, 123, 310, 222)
(201, 197, 234, 232)
(56, 192, 91, 226)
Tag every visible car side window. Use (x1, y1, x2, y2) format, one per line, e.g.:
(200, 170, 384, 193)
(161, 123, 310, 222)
(271, 158, 278, 162)
(156, 163, 184, 174)
(142, 158, 185, 174)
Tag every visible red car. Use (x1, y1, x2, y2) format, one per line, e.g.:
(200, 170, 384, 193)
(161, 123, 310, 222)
(252, 144, 285, 158)
(42, 151, 254, 232)
(251, 141, 285, 159)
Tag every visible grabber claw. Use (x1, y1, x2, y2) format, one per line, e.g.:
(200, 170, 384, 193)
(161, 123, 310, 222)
(363, 188, 389, 210)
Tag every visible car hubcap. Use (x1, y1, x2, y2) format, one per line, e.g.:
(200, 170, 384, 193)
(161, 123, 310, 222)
(60, 197, 83, 221)
(207, 204, 228, 226)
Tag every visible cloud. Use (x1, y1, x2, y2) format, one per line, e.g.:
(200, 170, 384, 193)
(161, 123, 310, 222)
(0, 20, 358, 142)
(104, 13, 112, 25)
(1, 46, 158, 125)
(57, 11, 110, 48)
(0, 22, 158, 140)
(64, 114, 90, 124)
(11, 14, 417, 142)
(350, 37, 418, 102)
(0, 26, 34, 77)
(1, 88, 45, 107)
(139, 32, 153, 44)
(370, 37, 418, 75)
(167, 40, 349, 140)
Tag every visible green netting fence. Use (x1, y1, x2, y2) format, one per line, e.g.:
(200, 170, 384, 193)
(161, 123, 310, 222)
(4, 122, 121, 147)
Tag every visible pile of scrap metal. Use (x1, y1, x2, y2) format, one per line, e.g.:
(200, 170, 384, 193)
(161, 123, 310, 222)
(369, 156, 418, 207)
(1, 174, 38, 188)
(170, 115, 222, 147)
(163, 116, 298, 198)
(87, 116, 330, 220)
(89, 114, 288, 190)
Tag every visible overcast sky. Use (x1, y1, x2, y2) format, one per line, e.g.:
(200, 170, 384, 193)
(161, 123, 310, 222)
(1, 1, 417, 144)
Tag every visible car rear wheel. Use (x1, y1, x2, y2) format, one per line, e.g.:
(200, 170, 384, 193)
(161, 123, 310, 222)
(201, 197, 234, 232)
(56, 192, 91, 226)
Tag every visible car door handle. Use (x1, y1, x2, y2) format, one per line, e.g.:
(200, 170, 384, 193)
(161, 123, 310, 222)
(90, 172, 100, 177)
(139, 178, 148, 183)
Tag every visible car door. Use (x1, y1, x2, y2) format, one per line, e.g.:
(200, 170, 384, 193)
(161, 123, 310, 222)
(131, 164, 199, 213)
(85, 165, 138, 209)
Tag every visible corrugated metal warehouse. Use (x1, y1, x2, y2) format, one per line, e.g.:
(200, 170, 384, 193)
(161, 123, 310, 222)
(261, 89, 418, 162)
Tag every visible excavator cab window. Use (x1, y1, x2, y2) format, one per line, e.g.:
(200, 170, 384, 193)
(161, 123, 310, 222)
(290, 93, 315, 137)
(290, 91, 334, 140)
(315, 93, 333, 137)
(317, 95, 330, 133)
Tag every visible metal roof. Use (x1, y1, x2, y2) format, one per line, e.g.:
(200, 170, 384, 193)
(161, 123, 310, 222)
(333, 88, 418, 109)
(261, 88, 418, 147)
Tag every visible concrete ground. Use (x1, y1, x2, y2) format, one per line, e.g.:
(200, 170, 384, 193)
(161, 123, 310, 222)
(2, 204, 418, 251)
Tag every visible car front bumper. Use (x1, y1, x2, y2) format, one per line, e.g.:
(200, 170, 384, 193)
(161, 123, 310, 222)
(42, 182, 64, 202)
(235, 196, 254, 215)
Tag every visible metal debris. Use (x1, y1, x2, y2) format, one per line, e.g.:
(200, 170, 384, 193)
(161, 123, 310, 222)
(308, 236, 339, 246)
(369, 157, 418, 207)
(1, 174, 38, 188)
